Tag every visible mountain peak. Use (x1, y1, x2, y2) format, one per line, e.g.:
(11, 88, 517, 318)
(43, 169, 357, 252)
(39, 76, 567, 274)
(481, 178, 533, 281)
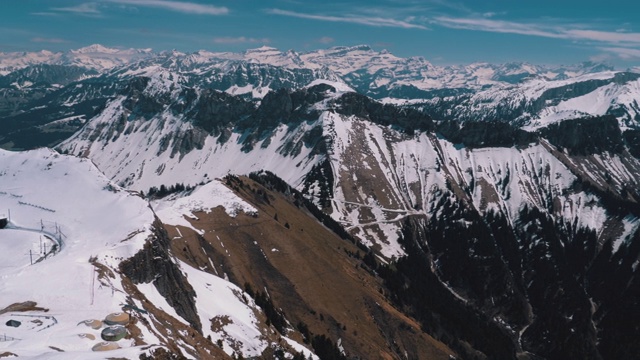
(243, 46, 305, 68)
(246, 45, 279, 53)
(71, 44, 120, 54)
(328, 44, 373, 53)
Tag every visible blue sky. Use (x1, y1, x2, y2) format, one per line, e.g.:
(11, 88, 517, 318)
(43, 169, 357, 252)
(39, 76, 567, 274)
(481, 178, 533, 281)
(1, 0, 639, 67)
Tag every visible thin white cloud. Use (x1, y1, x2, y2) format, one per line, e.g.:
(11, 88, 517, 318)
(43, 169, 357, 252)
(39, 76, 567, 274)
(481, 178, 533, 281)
(433, 16, 564, 38)
(108, 0, 228, 15)
(53, 2, 101, 15)
(30, 12, 60, 16)
(31, 37, 69, 44)
(600, 47, 640, 60)
(565, 30, 640, 44)
(212, 36, 270, 44)
(266, 9, 428, 30)
(433, 16, 640, 47)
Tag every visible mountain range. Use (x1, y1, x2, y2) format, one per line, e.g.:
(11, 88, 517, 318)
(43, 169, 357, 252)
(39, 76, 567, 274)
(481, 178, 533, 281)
(1, 44, 640, 359)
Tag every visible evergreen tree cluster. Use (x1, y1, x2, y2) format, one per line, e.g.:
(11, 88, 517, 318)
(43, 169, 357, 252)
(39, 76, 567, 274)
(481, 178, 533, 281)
(301, 159, 334, 209)
(145, 182, 194, 199)
(623, 128, 640, 158)
(336, 92, 435, 135)
(376, 217, 519, 360)
(437, 119, 536, 149)
(310, 334, 347, 360)
(244, 283, 288, 334)
(538, 115, 624, 155)
(294, 321, 346, 360)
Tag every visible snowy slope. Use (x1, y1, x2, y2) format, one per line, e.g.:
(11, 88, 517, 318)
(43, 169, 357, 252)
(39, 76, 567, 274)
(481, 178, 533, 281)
(321, 112, 628, 257)
(57, 72, 332, 192)
(526, 77, 640, 130)
(415, 71, 640, 129)
(152, 180, 257, 234)
(53, 63, 640, 258)
(0, 148, 155, 358)
(57, 76, 639, 259)
(59, 96, 322, 192)
(0, 148, 314, 359)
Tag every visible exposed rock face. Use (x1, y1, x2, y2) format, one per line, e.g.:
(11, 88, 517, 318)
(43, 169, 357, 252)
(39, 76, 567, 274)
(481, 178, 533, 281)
(120, 219, 201, 332)
(191, 89, 253, 138)
(121, 77, 167, 119)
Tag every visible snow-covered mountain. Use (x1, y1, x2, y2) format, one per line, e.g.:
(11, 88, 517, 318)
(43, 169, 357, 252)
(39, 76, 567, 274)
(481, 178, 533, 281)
(0, 44, 152, 75)
(411, 71, 640, 130)
(53, 71, 640, 358)
(1, 43, 620, 96)
(299, 45, 618, 98)
(4, 43, 640, 359)
(55, 75, 640, 255)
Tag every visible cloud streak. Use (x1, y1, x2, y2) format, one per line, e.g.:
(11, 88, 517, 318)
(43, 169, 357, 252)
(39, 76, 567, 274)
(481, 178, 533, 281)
(599, 47, 640, 60)
(266, 9, 427, 30)
(53, 2, 101, 15)
(31, 37, 69, 44)
(433, 17, 565, 39)
(212, 36, 270, 44)
(432, 16, 640, 47)
(30, 12, 60, 17)
(108, 0, 228, 15)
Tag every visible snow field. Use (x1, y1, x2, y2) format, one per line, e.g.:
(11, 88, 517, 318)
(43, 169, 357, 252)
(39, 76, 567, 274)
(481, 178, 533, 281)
(0, 148, 156, 357)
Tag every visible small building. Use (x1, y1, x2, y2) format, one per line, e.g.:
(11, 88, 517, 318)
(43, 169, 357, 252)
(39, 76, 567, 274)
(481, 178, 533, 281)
(78, 319, 103, 330)
(5, 320, 21, 327)
(92, 341, 121, 352)
(101, 325, 127, 342)
(0, 218, 7, 229)
(104, 312, 130, 326)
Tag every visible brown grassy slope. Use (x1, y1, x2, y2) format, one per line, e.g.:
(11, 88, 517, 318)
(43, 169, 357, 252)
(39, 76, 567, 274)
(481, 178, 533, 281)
(166, 176, 455, 360)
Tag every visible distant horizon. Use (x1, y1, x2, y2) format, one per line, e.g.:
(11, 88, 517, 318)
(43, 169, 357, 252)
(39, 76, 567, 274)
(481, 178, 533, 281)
(0, 42, 634, 70)
(1, 1, 639, 68)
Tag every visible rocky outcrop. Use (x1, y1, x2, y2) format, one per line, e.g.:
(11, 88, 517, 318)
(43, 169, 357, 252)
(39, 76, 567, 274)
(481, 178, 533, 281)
(121, 77, 169, 119)
(191, 89, 253, 139)
(120, 219, 201, 332)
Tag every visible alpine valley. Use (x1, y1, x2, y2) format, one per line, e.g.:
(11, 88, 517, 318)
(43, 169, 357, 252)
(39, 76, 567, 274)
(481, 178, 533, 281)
(1, 44, 640, 360)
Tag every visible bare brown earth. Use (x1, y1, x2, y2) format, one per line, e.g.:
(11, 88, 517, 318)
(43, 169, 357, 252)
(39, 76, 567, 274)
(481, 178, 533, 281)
(0, 301, 48, 315)
(167, 176, 456, 360)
